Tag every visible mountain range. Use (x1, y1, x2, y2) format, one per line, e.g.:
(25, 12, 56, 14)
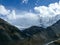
(0, 18, 60, 45)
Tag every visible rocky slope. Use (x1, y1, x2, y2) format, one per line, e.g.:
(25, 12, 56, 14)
(21, 19, 60, 45)
(22, 26, 58, 45)
(0, 18, 27, 45)
(0, 18, 60, 45)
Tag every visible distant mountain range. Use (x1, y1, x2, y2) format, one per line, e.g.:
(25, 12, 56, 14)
(0, 18, 60, 45)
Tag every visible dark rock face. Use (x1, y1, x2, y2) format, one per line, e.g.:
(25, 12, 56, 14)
(22, 26, 58, 45)
(0, 18, 26, 45)
(21, 20, 60, 45)
(0, 18, 60, 45)
(22, 26, 44, 37)
(49, 20, 60, 37)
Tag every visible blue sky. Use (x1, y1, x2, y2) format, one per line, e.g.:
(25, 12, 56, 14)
(0, 0, 59, 11)
(0, 0, 60, 30)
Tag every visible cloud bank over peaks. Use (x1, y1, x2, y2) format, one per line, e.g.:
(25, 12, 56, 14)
(10, 12, 40, 29)
(0, 1, 60, 29)
(0, 5, 40, 29)
(34, 1, 60, 27)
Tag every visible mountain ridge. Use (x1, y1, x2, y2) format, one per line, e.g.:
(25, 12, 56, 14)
(0, 18, 60, 45)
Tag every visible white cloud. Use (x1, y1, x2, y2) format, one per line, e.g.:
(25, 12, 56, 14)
(22, 0, 28, 4)
(0, 5, 40, 29)
(0, 1, 60, 30)
(0, 5, 10, 15)
(9, 12, 40, 29)
(7, 10, 16, 20)
(0, 5, 16, 20)
(34, 1, 60, 27)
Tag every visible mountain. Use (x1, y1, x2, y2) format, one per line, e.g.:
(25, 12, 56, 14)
(0, 18, 27, 45)
(22, 26, 58, 45)
(0, 18, 60, 45)
(49, 20, 60, 37)
(22, 20, 60, 45)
